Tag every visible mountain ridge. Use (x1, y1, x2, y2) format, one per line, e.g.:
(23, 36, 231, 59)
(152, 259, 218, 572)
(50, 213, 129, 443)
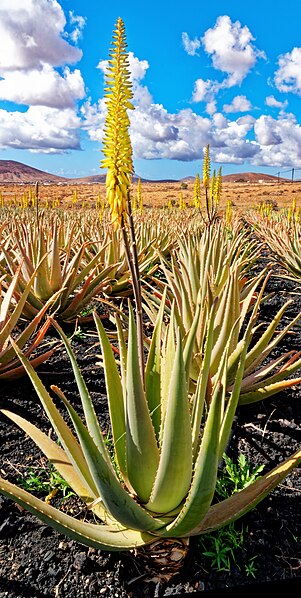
(0, 159, 287, 184)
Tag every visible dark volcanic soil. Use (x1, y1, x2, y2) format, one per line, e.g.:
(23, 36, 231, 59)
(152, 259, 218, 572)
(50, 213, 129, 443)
(0, 262, 300, 597)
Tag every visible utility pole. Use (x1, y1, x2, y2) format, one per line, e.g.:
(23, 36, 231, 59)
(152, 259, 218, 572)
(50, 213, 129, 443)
(292, 168, 295, 182)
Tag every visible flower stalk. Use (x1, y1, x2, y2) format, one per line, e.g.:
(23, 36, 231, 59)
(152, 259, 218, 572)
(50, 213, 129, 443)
(101, 17, 145, 382)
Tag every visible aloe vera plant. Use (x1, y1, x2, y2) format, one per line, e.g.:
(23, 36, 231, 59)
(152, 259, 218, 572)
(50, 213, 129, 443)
(0, 217, 115, 321)
(144, 224, 301, 404)
(1, 16, 300, 575)
(0, 300, 300, 550)
(0, 262, 58, 379)
(247, 212, 301, 282)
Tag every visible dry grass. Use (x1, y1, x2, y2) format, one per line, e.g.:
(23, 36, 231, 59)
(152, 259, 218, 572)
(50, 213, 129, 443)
(0, 179, 300, 214)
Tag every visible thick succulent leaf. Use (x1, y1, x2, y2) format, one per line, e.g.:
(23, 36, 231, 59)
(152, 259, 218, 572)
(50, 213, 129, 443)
(125, 305, 160, 503)
(53, 388, 163, 532)
(244, 300, 298, 374)
(1, 409, 95, 505)
(238, 375, 301, 405)
(0, 291, 61, 366)
(160, 302, 177, 439)
(10, 339, 99, 498)
(0, 478, 156, 550)
(162, 380, 223, 537)
(51, 319, 111, 467)
(146, 329, 192, 513)
(188, 448, 301, 536)
(93, 312, 127, 481)
(0, 347, 56, 379)
(49, 222, 63, 290)
(145, 287, 166, 437)
(0, 262, 41, 346)
(183, 298, 202, 386)
(191, 299, 217, 457)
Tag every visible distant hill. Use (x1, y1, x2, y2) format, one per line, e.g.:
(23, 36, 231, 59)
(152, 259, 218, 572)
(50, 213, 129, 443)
(221, 172, 286, 183)
(0, 160, 289, 185)
(0, 160, 68, 183)
(0, 160, 177, 184)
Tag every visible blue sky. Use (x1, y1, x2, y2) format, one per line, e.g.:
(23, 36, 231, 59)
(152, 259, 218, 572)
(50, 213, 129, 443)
(1, 0, 301, 180)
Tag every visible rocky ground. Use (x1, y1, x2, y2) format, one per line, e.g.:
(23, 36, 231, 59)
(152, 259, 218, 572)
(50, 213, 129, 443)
(0, 262, 300, 597)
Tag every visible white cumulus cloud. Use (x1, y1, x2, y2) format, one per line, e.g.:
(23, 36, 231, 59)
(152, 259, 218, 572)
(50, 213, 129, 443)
(265, 95, 288, 109)
(0, 0, 82, 72)
(0, 65, 85, 108)
(202, 15, 265, 87)
(274, 47, 301, 95)
(253, 113, 301, 166)
(223, 95, 252, 113)
(0, 106, 81, 153)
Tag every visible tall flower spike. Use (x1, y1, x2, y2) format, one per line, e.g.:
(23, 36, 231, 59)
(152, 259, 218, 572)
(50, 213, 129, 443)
(203, 144, 210, 190)
(193, 173, 201, 209)
(101, 17, 134, 228)
(214, 166, 222, 205)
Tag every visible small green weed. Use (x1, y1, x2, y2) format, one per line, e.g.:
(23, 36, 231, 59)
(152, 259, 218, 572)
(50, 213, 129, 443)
(215, 453, 265, 498)
(18, 463, 74, 503)
(198, 453, 264, 575)
(245, 556, 258, 578)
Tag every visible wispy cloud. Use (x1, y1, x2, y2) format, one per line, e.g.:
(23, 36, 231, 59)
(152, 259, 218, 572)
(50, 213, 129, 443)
(182, 32, 201, 56)
(68, 11, 86, 44)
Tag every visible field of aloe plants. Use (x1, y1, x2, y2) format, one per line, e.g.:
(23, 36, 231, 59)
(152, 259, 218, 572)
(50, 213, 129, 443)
(0, 17, 300, 597)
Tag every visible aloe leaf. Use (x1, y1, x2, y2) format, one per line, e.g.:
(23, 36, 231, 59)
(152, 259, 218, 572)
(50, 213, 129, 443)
(93, 312, 127, 481)
(49, 221, 63, 291)
(55, 387, 163, 532)
(0, 291, 61, 366)
(191, 298, 217, 457)
(51, 319, 111, 467)
(9, 339, 98, 499)
(0, 262, 42, 347)
(115, 314, 128, 394)
(218, 312, 256, 460)
(145, 287, 167, 437)
(1, 409, 95, 505)
(146, 329, 192, 514)
(125, 304, 160, 503)
(189, 448, 301, 535)
(244, 300, 298, 374)
(0, 478, 156, 550)
(0, 347, 55, 379)
(163, 379, 223, 537)
(238, 374, 301, 405)
(34, 234, 53, 300)
(183, 297, 202, 386)
(238, 351, 301, 393)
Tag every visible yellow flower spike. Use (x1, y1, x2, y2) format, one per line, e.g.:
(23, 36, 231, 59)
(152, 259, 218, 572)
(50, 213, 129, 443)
(179, 191, 185, 210)
(101, 17, 134, 229)
(226, 199, 232, 226)
(210, 169, 216, 201)
(202, 144, 210, 190)
(193, 173, 201, 209)
(214, 166, 222, 205)
(137, 177, 143, 214)
(292, 197, 296, 210)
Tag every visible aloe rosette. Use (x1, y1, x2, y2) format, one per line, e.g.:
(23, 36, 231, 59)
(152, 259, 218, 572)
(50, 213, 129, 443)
(0, 296, 300, 549)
